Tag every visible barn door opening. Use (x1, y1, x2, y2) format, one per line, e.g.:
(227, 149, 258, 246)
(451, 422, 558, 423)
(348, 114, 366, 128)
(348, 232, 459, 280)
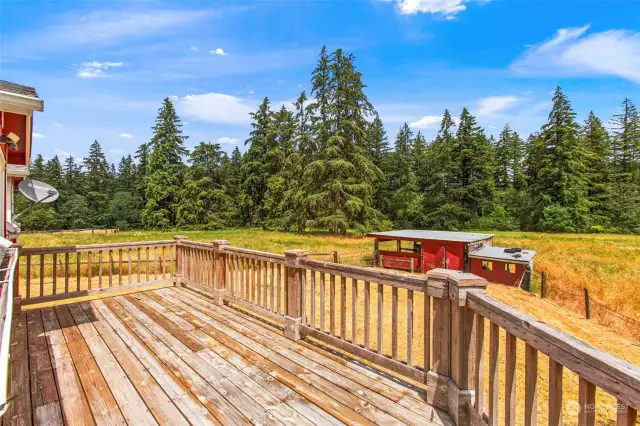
(435, 246, 448, 269)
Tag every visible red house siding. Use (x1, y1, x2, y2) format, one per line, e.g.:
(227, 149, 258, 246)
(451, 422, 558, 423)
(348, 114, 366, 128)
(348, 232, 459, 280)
(470, 258, 525, 287)
(2, 112, 28, 165)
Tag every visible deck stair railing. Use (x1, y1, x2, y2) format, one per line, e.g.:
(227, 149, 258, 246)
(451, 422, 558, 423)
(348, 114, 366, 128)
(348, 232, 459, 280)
(10, 237, 640, 426)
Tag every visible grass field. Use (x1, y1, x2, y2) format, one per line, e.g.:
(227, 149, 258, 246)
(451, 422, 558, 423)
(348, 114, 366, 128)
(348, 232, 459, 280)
(18, 229, 640, 425)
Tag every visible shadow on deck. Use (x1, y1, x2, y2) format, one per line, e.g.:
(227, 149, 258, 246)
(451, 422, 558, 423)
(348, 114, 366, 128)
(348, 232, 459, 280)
(5, 286, 452, 426)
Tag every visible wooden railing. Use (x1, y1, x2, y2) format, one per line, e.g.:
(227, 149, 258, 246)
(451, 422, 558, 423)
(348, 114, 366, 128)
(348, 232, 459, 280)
(15, 239, 177, 305)
(0, 246, 18, 417)
(174, 238, 640, 426)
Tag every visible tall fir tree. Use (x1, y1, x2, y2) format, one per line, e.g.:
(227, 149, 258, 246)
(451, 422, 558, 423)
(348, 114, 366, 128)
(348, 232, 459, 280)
(582, 112, 612, 225)
(526, 87, 589, 232)
(141, 98, 187, 228)
(303, 47, 383, 233)
(83, 140, 111, 226)
(388, 123, 423, 227)
(611, 98, 640, 183)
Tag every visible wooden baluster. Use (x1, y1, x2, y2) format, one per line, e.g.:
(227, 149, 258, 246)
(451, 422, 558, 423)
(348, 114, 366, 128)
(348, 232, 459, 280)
(617, 402, 637, 426)
(406, 289, 413, 367)
(505, 332, 517, 426)
(251, 259, 256, 303)
(270, 263, 275, 311)
(525, 343, 538, 426)
(310, 271, 316, 327)
(424, 293, 431, 371)
(257, 259, 262, 306)
(301, 269, 306, 322)
(364, 281, 370, 350)
(153, 247, 158, 281)
(263, 262, 268, 309)
(88, 252, 93, 290)
(330, 274, 336, 336)
(128, 249, 132, 284)
(98, 250, 103, 288)
(137, 248, 141, 283)
(277, 264, 282, 314)
(108, 250, 113, 287)
(76, 253, 81, 292)
(578, 377, 595, 426)
(549, 359, 563, 426)
(39, 253, 45, 296)
(169, 245, 174, 276)
(162, 246, 166, 278)
(52, 253, 57, 295)
(320, 272, 326, 332)
(392, 286, 398, 359)
(474, 313, 485, 414)
(284, 249, 307, 340)
(340, 276, 346, 339)
(118, 249, 123, 286)
(377, 283, 384, 355)
(26, 255, 31, 299)
(352, 279, 358, 344)
(64, 253, 69, 294)
(145, 247, 150, 282)
(489, 323, 499, 426)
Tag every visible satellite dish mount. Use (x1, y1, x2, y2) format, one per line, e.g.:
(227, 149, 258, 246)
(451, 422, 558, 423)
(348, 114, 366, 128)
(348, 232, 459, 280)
(13, 179, 60, 221)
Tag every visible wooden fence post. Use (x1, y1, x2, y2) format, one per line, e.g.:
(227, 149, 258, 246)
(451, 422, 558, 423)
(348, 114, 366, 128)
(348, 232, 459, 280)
(374, 239, 379, 266)
(332, 250, 338, 264)
(584, 288, 591, 319)
(541, 272, 547, 298)
(173, 236, 188, 286)
(426, 269, 451, 412)
(284, 249, 308, 341)
(211, 240, 230, 305)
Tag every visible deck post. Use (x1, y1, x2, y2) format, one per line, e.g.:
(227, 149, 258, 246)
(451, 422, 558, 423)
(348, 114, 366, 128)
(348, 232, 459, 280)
(211, 240, 230, 305)
(373, 239, 379, 266)
(426, 269, 451, 412)
(448, 271, 488, 426)
(12, 244, 22, 314)
(284, 249, 308, 341)
(173, 236, 188, 286)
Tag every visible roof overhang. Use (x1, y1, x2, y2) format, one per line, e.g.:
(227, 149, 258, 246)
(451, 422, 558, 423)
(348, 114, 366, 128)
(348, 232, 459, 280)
(0, 91, 44, 113)
(467, 254, 531, 265)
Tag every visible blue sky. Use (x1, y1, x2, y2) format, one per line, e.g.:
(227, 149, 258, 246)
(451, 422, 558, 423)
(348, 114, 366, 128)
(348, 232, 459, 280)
(1, 0, 639, 163)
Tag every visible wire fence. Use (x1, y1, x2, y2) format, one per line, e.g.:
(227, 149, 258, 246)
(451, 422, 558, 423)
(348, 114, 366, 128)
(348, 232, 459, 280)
(308, 250, 375, 267)
(540, 273, 640, 341)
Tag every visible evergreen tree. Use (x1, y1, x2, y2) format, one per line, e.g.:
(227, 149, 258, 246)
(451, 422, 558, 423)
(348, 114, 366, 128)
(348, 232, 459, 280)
(453, 108, 495, 223)
(611, 98, 640, 183)
(303, 47, 383, 233)
(141, 98, 188, 228)
(134, 142, 150, 202)
(177, 142, 235, 229)
(83, 140, 111, 226)
(368, 115, 392, 215)
(388, 124, 423, 227)
(116, 155, 137, 193)
(241, 97, 274, 227)
(582, 112, 612, 225)
(526, 87, 589, 231)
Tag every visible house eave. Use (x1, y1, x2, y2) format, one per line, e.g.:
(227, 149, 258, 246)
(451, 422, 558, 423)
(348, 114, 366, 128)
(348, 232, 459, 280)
(0, 91, 44, 113)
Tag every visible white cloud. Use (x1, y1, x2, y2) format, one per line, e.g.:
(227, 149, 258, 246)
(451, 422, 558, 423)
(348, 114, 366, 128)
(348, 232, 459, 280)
(249, 90, 255, 94)
(54, 122, 64, 128)
(109, 149, 124, 154)
(210, 48, 227, 56)
(189, 46, 199, 51)
(474, 96, 520, 117)
(33, 133, 46, 138)
(119, 133, 133, 138)
(16, 9, 214, 52)
(55, 149, 73, 157)
(390, 0, 489, 17)
(179, 93, 255, 124)
(216, 137, 240, 144)
(409, 115, 443, 129)
(77, 61, 123, 78)
(512, 25, 640, 83)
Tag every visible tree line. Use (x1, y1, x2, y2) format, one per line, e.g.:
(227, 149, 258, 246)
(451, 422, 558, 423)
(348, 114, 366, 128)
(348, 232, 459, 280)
(18, 46, 640, 234)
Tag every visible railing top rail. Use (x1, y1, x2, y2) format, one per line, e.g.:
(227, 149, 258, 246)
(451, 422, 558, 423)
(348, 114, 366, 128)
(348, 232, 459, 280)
(224, 246, 286, 264)
(467, 291, 640, 409)
(300, 258, 446, 297)
(0, 248, 18, 416)
(179, 240, 216, 250)
(20, 240, 176, 255)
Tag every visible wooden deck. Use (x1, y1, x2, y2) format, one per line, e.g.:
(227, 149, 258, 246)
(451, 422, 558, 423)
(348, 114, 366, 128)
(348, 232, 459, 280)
(4, 286, 453, 426)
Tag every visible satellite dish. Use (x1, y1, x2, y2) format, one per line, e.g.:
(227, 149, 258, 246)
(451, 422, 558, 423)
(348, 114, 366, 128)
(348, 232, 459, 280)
(18, 179, 59, 203)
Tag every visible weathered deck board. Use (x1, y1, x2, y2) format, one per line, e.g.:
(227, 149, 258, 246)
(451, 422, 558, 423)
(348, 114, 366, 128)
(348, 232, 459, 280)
(9, 286, 451, 426)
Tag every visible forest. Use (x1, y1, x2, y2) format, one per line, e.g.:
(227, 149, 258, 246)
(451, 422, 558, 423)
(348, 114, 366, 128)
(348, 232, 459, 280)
(17, 46, 640, 234)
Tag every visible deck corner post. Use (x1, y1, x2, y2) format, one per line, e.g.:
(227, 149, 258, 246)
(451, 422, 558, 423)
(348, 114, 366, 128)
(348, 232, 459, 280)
(173, 235, 188, 286)
(211, 240, 231, 305)
(11, 243, 23, 313)
(426, 269, 451, 412)
(447, 271, 488, 426)
(284, 249, 308, 341)
(373, 239, 379, 266)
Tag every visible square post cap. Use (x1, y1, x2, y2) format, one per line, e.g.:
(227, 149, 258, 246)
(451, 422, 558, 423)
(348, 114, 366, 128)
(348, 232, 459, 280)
(173, 235, 188, 241)
(284, 249, 308, 267)
(211, 240, 231, 250)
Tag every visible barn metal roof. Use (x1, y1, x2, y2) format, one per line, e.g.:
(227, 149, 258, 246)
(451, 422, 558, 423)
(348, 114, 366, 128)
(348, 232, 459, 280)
(366, 230, 494, 243)
(468, 246, 536, 264)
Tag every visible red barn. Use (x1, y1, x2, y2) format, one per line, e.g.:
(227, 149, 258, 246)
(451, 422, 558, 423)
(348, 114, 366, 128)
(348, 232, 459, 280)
(367, 229, 535, 287)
